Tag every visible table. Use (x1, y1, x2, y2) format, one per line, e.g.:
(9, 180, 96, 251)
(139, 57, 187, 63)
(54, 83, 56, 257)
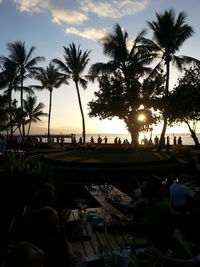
(86, 185, 132, 217)
(66, 208, 151, 267)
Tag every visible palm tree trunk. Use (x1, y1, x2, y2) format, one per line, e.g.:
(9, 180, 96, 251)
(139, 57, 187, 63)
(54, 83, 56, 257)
(185, 121, 200, 149)
(158, 116, 167, 151)
(27, 119, 31, 136)
(48, 90, 52, 143)
(20, 73, 25, 140)
(158, 60, 170, 151)
(75, 81, 86, 144)
(8, 86, 13, 137)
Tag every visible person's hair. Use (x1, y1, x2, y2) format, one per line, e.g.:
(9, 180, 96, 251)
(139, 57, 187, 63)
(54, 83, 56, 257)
(142, 175, 164, 198)
(6, 241, 45, 267)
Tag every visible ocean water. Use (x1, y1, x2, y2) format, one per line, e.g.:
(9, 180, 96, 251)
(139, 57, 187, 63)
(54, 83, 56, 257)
(55, 133, 199, 146)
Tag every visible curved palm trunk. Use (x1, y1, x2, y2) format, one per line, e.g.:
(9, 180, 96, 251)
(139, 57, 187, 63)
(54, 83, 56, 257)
(185, 121, 200, 149)
(48, 90, 53, 143)
(158, 60, 170, 151)
(75, 81, 86, 144)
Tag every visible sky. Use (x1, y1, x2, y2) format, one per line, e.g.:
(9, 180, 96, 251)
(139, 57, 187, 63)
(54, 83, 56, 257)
(0, 0, 200, 136)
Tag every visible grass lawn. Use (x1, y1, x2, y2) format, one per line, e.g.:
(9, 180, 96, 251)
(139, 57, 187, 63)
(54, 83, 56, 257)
(44, 149, 173, 164)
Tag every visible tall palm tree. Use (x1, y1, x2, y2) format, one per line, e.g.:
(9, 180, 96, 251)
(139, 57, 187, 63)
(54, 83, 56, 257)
(89, 24, 153, 146)
(0, 41, 45, 139)
(34, 62, 68, 141)
(139, 9, 199, 149)
(24, 95, 47, 136)
(0, 60, 20, 137)
(53, 43, 91, 144)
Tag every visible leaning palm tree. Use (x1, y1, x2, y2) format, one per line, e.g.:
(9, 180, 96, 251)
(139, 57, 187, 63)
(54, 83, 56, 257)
(0, 41, 45, 139)
(34, 62, 68, 142)
(139, 9, 199, 149)
(53, 43, 91, 144)
(89, 24, 153, 146)
(24, 95, 47, 136)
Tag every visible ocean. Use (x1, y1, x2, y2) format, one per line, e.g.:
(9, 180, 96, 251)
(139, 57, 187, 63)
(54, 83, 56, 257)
(44, 133, 200, 146)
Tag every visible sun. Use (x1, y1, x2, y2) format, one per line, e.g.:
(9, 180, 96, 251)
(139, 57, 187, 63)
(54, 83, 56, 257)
(138, 114, 146, 121)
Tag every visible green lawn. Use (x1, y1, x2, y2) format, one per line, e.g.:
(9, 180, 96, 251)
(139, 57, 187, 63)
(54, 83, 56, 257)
(45, 149, 172, 163)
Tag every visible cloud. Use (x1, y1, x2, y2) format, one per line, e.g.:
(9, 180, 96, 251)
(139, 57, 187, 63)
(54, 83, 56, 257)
(12, 0, 88, 24)
(79, 0, 149, 18)
(51, 8, 87, 25)
(12, 0, 48, 13)
(65, 27, 107, 41)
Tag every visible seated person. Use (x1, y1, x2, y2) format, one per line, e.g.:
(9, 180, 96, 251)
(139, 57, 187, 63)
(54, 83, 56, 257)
(110, 184, 150, 219)
(24, 206, 81, 267)
(170, 176, 194, 213)
(128, 176, 142, 201)
(109, 175, 174, 252)
(140, 246, 200, 267)
(31, 183, 56, 210)
(5, 241, 45, 267)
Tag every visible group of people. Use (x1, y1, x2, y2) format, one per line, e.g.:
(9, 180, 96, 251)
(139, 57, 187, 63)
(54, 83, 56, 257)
(108, 174, 200, 264)
(5, 183, 82, 267)
(154, 135, 183, 146)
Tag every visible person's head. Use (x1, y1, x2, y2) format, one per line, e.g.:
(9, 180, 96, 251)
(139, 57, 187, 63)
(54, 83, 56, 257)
(33, 206, 60, 239)
(165, 174, 175, 186)
(128, 176, 139, 189)
(177, 176, 186, 184)
(8, 242, 45, 267)
(142, 175, 164, 199)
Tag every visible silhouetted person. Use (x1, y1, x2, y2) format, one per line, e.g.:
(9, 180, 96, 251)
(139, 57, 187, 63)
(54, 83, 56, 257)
(166, 136, 170, 151)
(104, 136, 108, 144)
(78, 137, 82, 144)
(178, 136, 182, 145)
(97, 135, 102, 145)
(154, 136, 159, 146)
(90, 136, 94, 144)
(173, 136, 177, 145)
(114, 137, 118, 145)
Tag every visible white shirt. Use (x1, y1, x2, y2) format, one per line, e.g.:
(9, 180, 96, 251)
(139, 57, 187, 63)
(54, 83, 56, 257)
(170, 183, 193, 208)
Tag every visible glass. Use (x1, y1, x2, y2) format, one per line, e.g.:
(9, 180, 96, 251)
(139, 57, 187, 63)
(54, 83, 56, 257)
(102, 244, 111, 267)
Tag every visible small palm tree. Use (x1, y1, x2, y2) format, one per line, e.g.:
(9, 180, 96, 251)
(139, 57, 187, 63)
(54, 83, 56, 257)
(53, 43, 91, 144)
(0, 41, 45, 139)
(139, 9, 199, 149)
(0, 60, 20, 137)
(0, 94, 9, 132)
(34, 62, 68, 141)
(24, 95, 47, 136)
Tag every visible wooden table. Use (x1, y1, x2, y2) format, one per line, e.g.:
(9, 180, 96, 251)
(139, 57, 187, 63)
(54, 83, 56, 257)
(86, 185, 132, 217)
(66, 208, 151, 267)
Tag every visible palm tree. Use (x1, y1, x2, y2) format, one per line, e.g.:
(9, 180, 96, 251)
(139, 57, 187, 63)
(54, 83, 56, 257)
(24, 95, 47, 136)
(0, 60, 20, 137)
(0, 94, 9, 132)
(139, 9, 199, 149)
(34, 62, 68, 142)
(53, 43, 91, 144)
(89, 24, 152, 146)
(0, 41, 45, 139)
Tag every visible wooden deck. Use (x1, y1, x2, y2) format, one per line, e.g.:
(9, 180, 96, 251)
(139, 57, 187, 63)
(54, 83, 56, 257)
(66, 208, 150, 267)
